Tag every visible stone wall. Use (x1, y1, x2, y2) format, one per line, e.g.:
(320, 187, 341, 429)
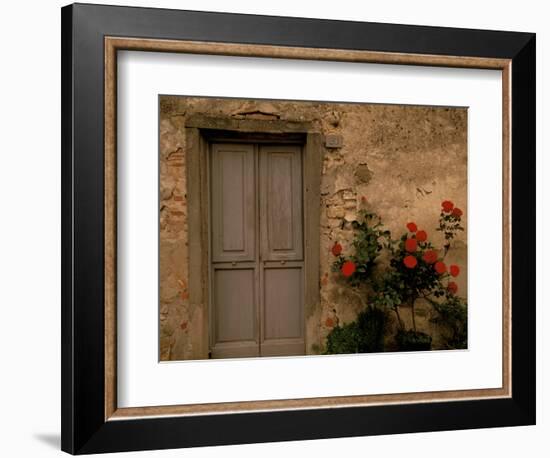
(159, 95, 468, 360)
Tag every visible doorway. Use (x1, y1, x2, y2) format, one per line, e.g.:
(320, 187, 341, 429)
(209, 141, 305, 359)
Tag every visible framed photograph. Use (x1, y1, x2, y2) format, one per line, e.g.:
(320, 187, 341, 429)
(61, 3, 536, 454)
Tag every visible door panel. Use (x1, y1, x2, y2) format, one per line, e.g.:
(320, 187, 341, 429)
(214, 268, 256, 343)
(211, 267, 259, 358)
(211, 143, 255, 263)
(263, 266, 303, 340)
(260, 145, 303, 261)
(210, 143, 258, 358)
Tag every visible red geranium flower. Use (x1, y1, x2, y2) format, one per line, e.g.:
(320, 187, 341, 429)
(406, 222, 418, 232)
(405, 238, 417, 252)
(452, 207, 463, 217)
(450, 265, 460, 277)
(415, 230, 427, 242)
(442, 200, 454, 213)
(422, 250, 438, 264)
(434, 261, 447, 274)
(403, 255, 418, 269)
(447, 281, 458, 294)
(341, 261, 356, 277)
(331, 242, 343, 256)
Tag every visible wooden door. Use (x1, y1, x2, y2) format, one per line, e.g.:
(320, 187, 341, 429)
(210, 142, 304, 358)
(258, 145, 304, 356)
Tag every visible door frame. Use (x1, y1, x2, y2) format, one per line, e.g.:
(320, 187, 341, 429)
(185, 115, 323, 359)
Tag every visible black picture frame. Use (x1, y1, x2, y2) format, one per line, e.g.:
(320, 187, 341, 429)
(61, 3, 536, 454)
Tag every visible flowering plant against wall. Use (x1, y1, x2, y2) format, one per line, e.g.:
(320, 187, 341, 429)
(327, 200, 467, 353)
(331, 209, 391, 286)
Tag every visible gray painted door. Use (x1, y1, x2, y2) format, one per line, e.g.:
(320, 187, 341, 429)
(210, 142, 305, 359)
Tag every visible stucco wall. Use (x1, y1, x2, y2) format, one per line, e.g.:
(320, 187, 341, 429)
(159, 95, 467, 361)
